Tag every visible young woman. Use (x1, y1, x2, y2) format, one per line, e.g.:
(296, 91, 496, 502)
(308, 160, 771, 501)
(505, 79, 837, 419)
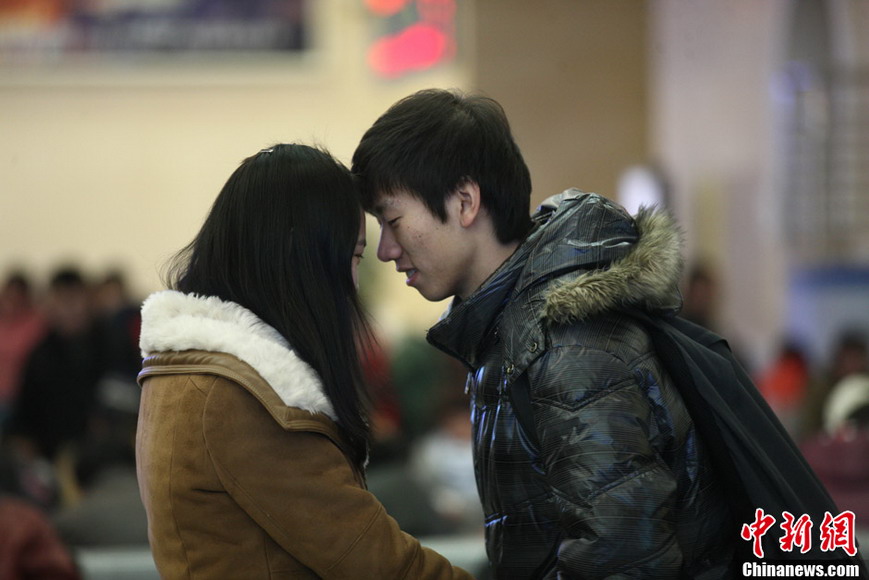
(135, 144, 473, 579)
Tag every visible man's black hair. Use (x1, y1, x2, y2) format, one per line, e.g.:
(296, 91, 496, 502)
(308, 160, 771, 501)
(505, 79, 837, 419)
(352, 88, 533, 244)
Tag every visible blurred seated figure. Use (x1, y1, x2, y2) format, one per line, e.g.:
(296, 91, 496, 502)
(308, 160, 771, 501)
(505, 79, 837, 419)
(801, 373, 869, 527)
(88, 270, 143, 490)
(92, 269, 142, 381)
(389, 336, 467, 444)
(361, 337, 406, 466)
(0, 444, 59, 513)
(823, 373, 869, 436)
(756, 340, 810, 437)
(366, 341, 479, 538)
(0, 449, 80, 579)
(0, 496, 82, 580)
(4, 267, 105, 465)
(680, 263, 719, 332)
(0, 271, 46, 428)
(52, 437, 148, 547)
(800, 330, 868, 440)
(409, 392, 482, 535)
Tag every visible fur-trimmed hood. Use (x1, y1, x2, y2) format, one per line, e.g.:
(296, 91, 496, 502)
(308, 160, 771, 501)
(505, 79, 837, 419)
(428, 190, 684, 369)
(534, 190, 684, 323)
(139, 290, 335, 419)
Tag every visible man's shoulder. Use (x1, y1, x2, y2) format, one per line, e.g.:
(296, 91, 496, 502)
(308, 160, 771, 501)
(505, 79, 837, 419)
(501, 303, 649, 371)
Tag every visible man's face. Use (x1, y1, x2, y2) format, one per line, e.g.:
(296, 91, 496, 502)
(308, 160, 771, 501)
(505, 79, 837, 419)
(372, 190, 470, 302)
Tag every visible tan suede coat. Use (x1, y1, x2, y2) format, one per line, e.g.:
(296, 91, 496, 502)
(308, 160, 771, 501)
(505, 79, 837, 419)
(136, 291, 473, 579)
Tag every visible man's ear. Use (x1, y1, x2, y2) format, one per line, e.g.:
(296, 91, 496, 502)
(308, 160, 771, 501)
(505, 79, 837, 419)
(454, 180, 482, 228)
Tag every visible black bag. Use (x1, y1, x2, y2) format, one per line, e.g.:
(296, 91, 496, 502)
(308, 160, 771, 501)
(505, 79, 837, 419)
(626, 311, 866, 573)
(510, 310, 867, 575)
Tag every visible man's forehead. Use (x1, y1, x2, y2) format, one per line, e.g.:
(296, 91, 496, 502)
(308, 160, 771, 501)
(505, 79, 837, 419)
(371, 190, 408, 215)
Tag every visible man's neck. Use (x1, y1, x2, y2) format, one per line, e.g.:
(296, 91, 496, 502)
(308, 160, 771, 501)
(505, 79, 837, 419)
(458, 238, 522, 300)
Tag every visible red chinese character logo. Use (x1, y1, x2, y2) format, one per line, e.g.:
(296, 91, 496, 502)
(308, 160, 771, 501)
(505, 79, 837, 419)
(779, 511, 813, 553)
(741, 508, 776, 558)
(819, 511, 857, 556)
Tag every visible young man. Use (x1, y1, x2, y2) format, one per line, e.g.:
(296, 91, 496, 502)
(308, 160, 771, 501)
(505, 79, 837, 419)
(352, 89, 735, 578)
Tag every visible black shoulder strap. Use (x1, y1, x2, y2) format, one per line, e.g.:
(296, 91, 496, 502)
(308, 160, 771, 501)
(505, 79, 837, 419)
(507, 310, 866, 571)
(509, 372, 540, 451)
(629, 310, 866, 570)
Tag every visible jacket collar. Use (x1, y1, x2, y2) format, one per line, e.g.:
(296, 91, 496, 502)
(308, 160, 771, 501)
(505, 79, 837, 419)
(428, 190, 683, 367)
(537, 190, 684, 324)
(139, 290, 335, 419)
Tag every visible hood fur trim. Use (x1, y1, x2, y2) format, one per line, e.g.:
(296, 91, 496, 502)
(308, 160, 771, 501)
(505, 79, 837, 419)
(543, 206, 683, 324)
(139, 290, 335, 419)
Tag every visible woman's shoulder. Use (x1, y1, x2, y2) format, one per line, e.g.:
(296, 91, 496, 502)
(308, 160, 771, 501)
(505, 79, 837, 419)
(140, 291, 337, 421)
(143, 350, 340, 434)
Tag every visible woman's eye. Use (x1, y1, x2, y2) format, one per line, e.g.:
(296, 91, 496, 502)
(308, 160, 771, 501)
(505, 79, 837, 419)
(387, 217, 400, 227)
(354, 254, 364, 260)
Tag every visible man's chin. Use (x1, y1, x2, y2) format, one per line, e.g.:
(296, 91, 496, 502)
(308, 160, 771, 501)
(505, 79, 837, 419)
(408, 282, 439, 302)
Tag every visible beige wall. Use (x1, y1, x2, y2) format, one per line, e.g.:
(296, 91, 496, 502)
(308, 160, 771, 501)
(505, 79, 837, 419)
(649, 0, 791, 368)
(0, 1, 469, 338)
(0, 1, 650, 341)
(474, 0, 649, 208)
(5, 1, 865, 361)
(650, 0, 869, 369)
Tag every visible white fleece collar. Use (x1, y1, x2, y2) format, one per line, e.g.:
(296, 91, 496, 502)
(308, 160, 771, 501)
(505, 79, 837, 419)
(139, 290, 335, 419)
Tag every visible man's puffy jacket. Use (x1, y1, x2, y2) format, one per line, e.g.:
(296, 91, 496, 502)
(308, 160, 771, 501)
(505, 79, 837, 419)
(428, 191, 735, 579)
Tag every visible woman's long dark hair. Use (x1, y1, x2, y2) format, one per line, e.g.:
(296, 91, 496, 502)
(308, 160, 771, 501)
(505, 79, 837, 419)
(166, 144, 371, 468)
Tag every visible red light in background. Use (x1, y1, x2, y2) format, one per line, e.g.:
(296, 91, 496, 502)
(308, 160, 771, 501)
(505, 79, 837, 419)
(365, 0, 456, 79)
(367, 21, 453, 79)
(364, 0, 412, 17)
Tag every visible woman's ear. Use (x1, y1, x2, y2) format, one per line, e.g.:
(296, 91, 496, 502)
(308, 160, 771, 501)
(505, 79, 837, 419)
(454, 180, 482, 228)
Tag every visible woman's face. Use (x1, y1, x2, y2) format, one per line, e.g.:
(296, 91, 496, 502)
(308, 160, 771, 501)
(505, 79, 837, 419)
(352, 214, 366, 289)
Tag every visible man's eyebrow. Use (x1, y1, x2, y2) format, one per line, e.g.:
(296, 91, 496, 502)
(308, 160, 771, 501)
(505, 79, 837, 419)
(371, 202, 388, 216)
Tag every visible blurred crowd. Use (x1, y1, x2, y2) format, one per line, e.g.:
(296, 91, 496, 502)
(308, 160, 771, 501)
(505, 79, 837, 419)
(0, 264, 484, 578)
(0, 266, 146, 578)
(755, 327, 869, 534)
(682, 263, 869, 536)
(0, 261, 867, 577)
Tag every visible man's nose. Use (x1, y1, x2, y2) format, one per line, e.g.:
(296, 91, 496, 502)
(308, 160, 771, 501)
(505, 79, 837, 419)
(377, 228, 401, 263)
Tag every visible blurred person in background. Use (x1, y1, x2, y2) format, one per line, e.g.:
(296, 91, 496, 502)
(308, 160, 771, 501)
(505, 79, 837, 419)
(92, 269, 142, 381)
(136, 143, 473, 579)
(52, 269, 147, 544)
(800, 329, 868, 440)
(388, 335, 465, 443)
(52, 269, 148, 548)
(408, 389, 481, 536)
(0, 271, 46, 428)
(360, 337, 406, 466)
(4, 267, 104, 462)
(353, 88, 737, 578)
(680, 263, 719, 332)
(3, 267, 105, 512)
(822, 372, 869, 437)
(756, 339, 811, 438)
(801, 371, 869, 543)
(366, 342, 477, 539)
(0, 495, 82, 580)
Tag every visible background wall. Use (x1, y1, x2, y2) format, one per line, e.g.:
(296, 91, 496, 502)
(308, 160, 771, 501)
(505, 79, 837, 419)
(0, 0, 472, 338)
(650, 0, 869, 368)
(648, 0, 790, 368)
(474, 0, 648, 209)
(2, 0, 868, 368)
